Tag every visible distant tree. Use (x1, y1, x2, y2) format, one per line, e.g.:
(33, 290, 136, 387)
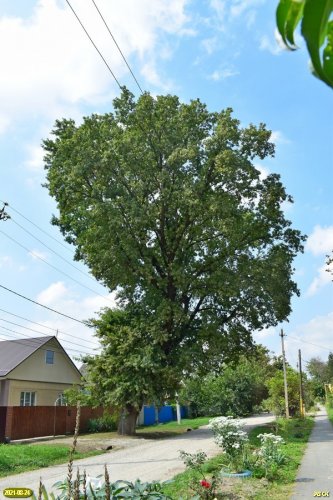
(306, 356, 328, 399)
(44, 89, 305, 434)
(180, 346, 274, 417)
(307, 356, 328, 383)
(265, 366, 313, 416)
(276, 0, 333, 89)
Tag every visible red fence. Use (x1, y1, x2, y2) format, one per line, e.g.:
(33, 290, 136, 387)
(0, 406, 108, 441)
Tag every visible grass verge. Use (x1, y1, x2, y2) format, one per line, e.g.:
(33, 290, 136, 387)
(326, 403, 333, 425)
(136, 417, 211, 438)
(0, 443, 105, 478)
(163, 417, 314, 499)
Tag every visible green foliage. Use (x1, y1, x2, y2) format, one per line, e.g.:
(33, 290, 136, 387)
(83, 308, 179, 414)
(88, 413, 118, 433)
(44, 89, 304, 413)
(180, 348, 273, 417)
(33, 475, 172, 499)
(264, 367, 313, 416)
(276, 0, 333, 88)
(163, 417, 314, 499)
(0, 444, 102, 478)
(179, 451, 221, 499)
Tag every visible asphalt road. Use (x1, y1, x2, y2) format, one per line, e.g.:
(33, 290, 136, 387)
(0, 413, 274, 498)
(291, 407, 333, 499)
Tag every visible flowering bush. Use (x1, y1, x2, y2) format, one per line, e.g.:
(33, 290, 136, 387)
(179, 450, 220, 499)
(254, 432, 286, 478)
(209, 416, 249, 472)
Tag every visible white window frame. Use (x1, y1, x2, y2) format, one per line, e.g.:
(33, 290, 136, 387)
(20, 391, 36, 406)
(56, 393, 67, 406)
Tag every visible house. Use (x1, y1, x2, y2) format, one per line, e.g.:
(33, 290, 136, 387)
(0, 336, 82, 406)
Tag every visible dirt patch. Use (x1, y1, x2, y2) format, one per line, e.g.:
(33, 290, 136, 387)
(25, 432, 156, 453)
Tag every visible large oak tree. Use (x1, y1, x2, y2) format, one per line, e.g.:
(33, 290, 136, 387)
(43, 89, 305, 434)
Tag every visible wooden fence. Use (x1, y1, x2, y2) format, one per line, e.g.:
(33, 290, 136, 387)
(0, 406, 107, 441)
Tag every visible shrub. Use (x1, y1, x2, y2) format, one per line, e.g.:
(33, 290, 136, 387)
(87, 413, 118, 433)
(209, 416, 249, 472)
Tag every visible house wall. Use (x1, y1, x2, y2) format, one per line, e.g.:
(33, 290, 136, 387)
(0, 380, 10, 406)
(6, 380, 79, 406)
(8, 338, 81, 386)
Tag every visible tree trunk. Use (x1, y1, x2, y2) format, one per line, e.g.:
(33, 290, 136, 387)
(117, 405, 139, 435)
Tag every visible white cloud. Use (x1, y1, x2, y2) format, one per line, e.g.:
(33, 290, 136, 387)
(210, 0, 264, 23)
(253, 326, 276, 340)
(306, 262, 333, 297)
(0, 256, 13, 267)
(306, 225, 333, 256)
(254, 164, 270, 180)
(285, 312, 333, 362)
(0, 0, 191, 128)
(201, 37, 219, 55)
(230, 0, 265, 18)
(29, 249, 48, 261)
(208, 68, 239, 81)
(34, 281, 118, 363)
(270, 130, 290, 144)
(24, 145, 45, 172)
(37, 281, 69, 305)
(259, 31, 283, 56)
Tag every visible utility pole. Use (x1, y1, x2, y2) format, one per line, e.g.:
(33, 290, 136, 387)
(280, 329, 290, 418)
(298, 349, 305, 417)
(0, 202, 10, 221)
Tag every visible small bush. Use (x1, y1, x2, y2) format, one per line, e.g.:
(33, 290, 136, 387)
(87, 413, 118, 433)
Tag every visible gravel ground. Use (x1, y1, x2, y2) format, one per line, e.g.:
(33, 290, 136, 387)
(0, 414, 275, 498)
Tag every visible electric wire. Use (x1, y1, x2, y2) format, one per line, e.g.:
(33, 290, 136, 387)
(0, 317, 96, 352)
(1, 200, 74, 254)
(0, 307, 97, 346)
(91, 0, 143, 93)
(65, 0, 122, 89)
(0, 326, 93, 357)
(287, 334, 333, 353)
(10, 217, 99, 285)
(0, 284, 85, 325)
(0, 230, 114, 305)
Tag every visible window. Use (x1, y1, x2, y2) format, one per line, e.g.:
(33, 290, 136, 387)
(45, 350, 54, 364)
(56, 393, 67, 406)
(20, 391, 36, 406)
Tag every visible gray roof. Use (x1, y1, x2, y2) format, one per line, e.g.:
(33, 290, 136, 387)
(0, 336, 54, 377)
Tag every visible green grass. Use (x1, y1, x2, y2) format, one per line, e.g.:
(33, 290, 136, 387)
(136, 417, 211, 438)
(0, 443, 105, 477)
(163, 417, 314, 499)
(326, 403, 333, 425)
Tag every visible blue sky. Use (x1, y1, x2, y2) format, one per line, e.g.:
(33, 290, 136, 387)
(0, 0, 332, 368)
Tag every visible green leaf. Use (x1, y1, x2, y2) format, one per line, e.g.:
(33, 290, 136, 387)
(301, 0, 333, 88)
(285, 1, 304, 47)
(323, 20, 333, 81)
(276, 0, 304, 49)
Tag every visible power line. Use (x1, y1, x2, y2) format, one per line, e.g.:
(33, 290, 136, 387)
(1, 201, 74, 254)
(287, 334, 333, 353)
(0, 283, 85, 325)
(0, 229, 114, 305)
(0, 329, 91, 359)
(0, 317, 96, 352)
(0, 307, 97, 346)
(65, 0, 122, 89)
(10, 217, 100, 286)
(91, 0, 143, 93)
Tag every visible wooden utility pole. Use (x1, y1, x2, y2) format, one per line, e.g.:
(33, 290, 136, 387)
(298, 349, 305, 417)
(280, 329, 290, 418)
